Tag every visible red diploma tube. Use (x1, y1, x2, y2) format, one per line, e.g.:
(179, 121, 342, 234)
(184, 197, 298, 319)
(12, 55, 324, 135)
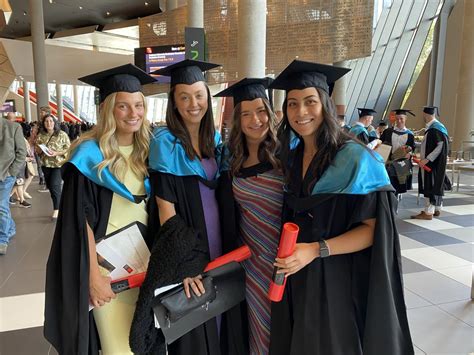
(412, 157, 432, 172)
(111, 272, 147, 293)
(268, 222, 299, 302)
(204, 245, 251, 272)
(111, 246, 252, 293)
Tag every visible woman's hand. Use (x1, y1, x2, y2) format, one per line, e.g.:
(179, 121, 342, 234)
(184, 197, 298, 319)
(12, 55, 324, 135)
(183, 275, 205, 298)
(418, 158, 430, 168)
(89, 273, 116, 308)
(274, 242, 319, 277)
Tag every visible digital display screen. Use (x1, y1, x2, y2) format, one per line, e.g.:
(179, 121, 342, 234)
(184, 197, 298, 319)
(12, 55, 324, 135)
(0, 99, 15, 113)
(134, 45, 185, 84)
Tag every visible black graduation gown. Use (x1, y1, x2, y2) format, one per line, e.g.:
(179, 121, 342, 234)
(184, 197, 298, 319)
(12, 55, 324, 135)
(357, 131, 370, 144)
(418, 128, 449, 197)
(381, 128, 415, 194)
(44, 164, 113, 355)
(269, 144, 413, 355)
(130, 170, 247, 355)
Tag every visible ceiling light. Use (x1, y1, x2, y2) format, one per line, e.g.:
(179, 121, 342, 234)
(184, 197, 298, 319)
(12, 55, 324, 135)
(106, 11, 110, 15)
(49, 0, 53, 3)
(145, 2, 149, 5)
(79, 6, 83, 9)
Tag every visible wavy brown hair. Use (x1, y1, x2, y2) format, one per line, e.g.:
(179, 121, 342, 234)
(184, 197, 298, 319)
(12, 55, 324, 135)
(228, 98, 280, 176)
(166, 83, 216, 160)
(278, 88, 351, 189)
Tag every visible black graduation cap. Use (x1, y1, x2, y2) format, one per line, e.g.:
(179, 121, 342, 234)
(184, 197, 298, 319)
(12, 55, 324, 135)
(393, 109, 415, 116)
(357, 108, 377, 118)
(423, 106, 438, 115)
(151, 59, 220, 86)
(269, 59, 350, 95)
(378, 121, 388, 126)
(214, 77, 273, 107)
(78, 64, 156, 103)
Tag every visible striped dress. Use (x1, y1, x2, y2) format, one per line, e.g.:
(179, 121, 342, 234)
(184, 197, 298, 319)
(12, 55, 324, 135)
(232, 164, 284, 355)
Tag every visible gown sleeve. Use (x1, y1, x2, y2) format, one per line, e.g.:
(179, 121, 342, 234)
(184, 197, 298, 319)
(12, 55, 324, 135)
(361, 190, 414, 354)
(44, 164, 112, 355)
(216, 171, 241, 252)
(346, 192, 377, 227)
(152, 171, 178, 204)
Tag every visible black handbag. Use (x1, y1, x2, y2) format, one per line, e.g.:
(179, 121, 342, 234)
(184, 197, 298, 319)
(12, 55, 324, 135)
(152, 261, 246, 344)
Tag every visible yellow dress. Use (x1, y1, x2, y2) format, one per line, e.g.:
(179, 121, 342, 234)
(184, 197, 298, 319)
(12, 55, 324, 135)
(93, 145, 148, 355)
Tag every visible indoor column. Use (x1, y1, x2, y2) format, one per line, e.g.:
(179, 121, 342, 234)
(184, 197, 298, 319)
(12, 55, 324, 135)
(237, 0, 266, 78)
(29, 0, 49, 118)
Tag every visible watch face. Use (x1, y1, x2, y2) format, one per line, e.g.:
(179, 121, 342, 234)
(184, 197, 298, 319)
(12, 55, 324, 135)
(320, 248, 330, 258)
(319, 240, 330, 258)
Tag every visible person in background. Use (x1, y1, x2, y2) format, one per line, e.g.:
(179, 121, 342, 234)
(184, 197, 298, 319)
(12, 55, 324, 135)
(0, 113, 26, 255)
(411, 106, 449, 220)
(215, 78, 283, 355)
(35, 114, 71, 220)
(367, 124, 378, 138)
(348, 108, 381, 149)
(268, 59, 413, 355)
(376, 121, 388, 138)
(337, 114, 351, 132)
(380, 109, 416, 201)
(39, 106, 52, 123)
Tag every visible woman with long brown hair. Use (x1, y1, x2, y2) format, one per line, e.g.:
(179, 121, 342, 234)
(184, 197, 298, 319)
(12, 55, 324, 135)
(215, 78, 283, 355)
(44, 64, 156, 355)
(130, 60, 247, 355)
(268, 60, 413, 355)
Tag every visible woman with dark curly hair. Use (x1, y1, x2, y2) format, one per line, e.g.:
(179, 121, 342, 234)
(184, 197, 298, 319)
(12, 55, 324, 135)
(215, 78, 283, 354)
(268, 60, 413, 355)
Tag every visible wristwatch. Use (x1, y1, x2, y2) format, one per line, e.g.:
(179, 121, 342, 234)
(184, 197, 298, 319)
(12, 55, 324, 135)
(318, 239, 330, 258)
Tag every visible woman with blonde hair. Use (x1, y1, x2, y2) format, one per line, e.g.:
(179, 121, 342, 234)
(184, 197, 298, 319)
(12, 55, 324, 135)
(44, 64, 156, 355)
(215, 78, 283, 355)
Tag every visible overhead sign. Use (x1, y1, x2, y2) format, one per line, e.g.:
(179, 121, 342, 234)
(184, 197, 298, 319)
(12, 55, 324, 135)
(185, 27, 205, 61)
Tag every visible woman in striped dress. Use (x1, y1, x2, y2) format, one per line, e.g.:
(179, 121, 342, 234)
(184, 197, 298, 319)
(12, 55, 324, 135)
(216, 78, 283, 355)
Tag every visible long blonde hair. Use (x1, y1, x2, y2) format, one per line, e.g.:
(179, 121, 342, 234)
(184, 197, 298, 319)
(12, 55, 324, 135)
(70, 92, 150, 182)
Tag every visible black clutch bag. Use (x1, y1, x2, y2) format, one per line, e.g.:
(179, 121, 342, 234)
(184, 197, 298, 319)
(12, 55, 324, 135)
(152, 261, 246, 344)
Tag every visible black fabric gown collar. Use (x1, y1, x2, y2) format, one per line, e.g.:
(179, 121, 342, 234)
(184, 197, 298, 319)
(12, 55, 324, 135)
(288, 142, 321, 198)
(237, 161, 274, 178)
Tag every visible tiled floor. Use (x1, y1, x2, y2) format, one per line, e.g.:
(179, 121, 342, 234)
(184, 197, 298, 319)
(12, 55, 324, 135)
(0, 172, 473, 355)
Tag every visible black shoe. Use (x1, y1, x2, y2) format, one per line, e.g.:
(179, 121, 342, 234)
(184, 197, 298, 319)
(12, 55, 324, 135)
(19, 201, 32, 208)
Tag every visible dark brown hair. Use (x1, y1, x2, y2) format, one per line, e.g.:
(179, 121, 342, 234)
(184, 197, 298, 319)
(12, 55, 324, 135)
(40, 114, 61, 136)
(228, 98, 280, 176)
(277, 88, 351, 189)
(166, 83, 216, 160)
